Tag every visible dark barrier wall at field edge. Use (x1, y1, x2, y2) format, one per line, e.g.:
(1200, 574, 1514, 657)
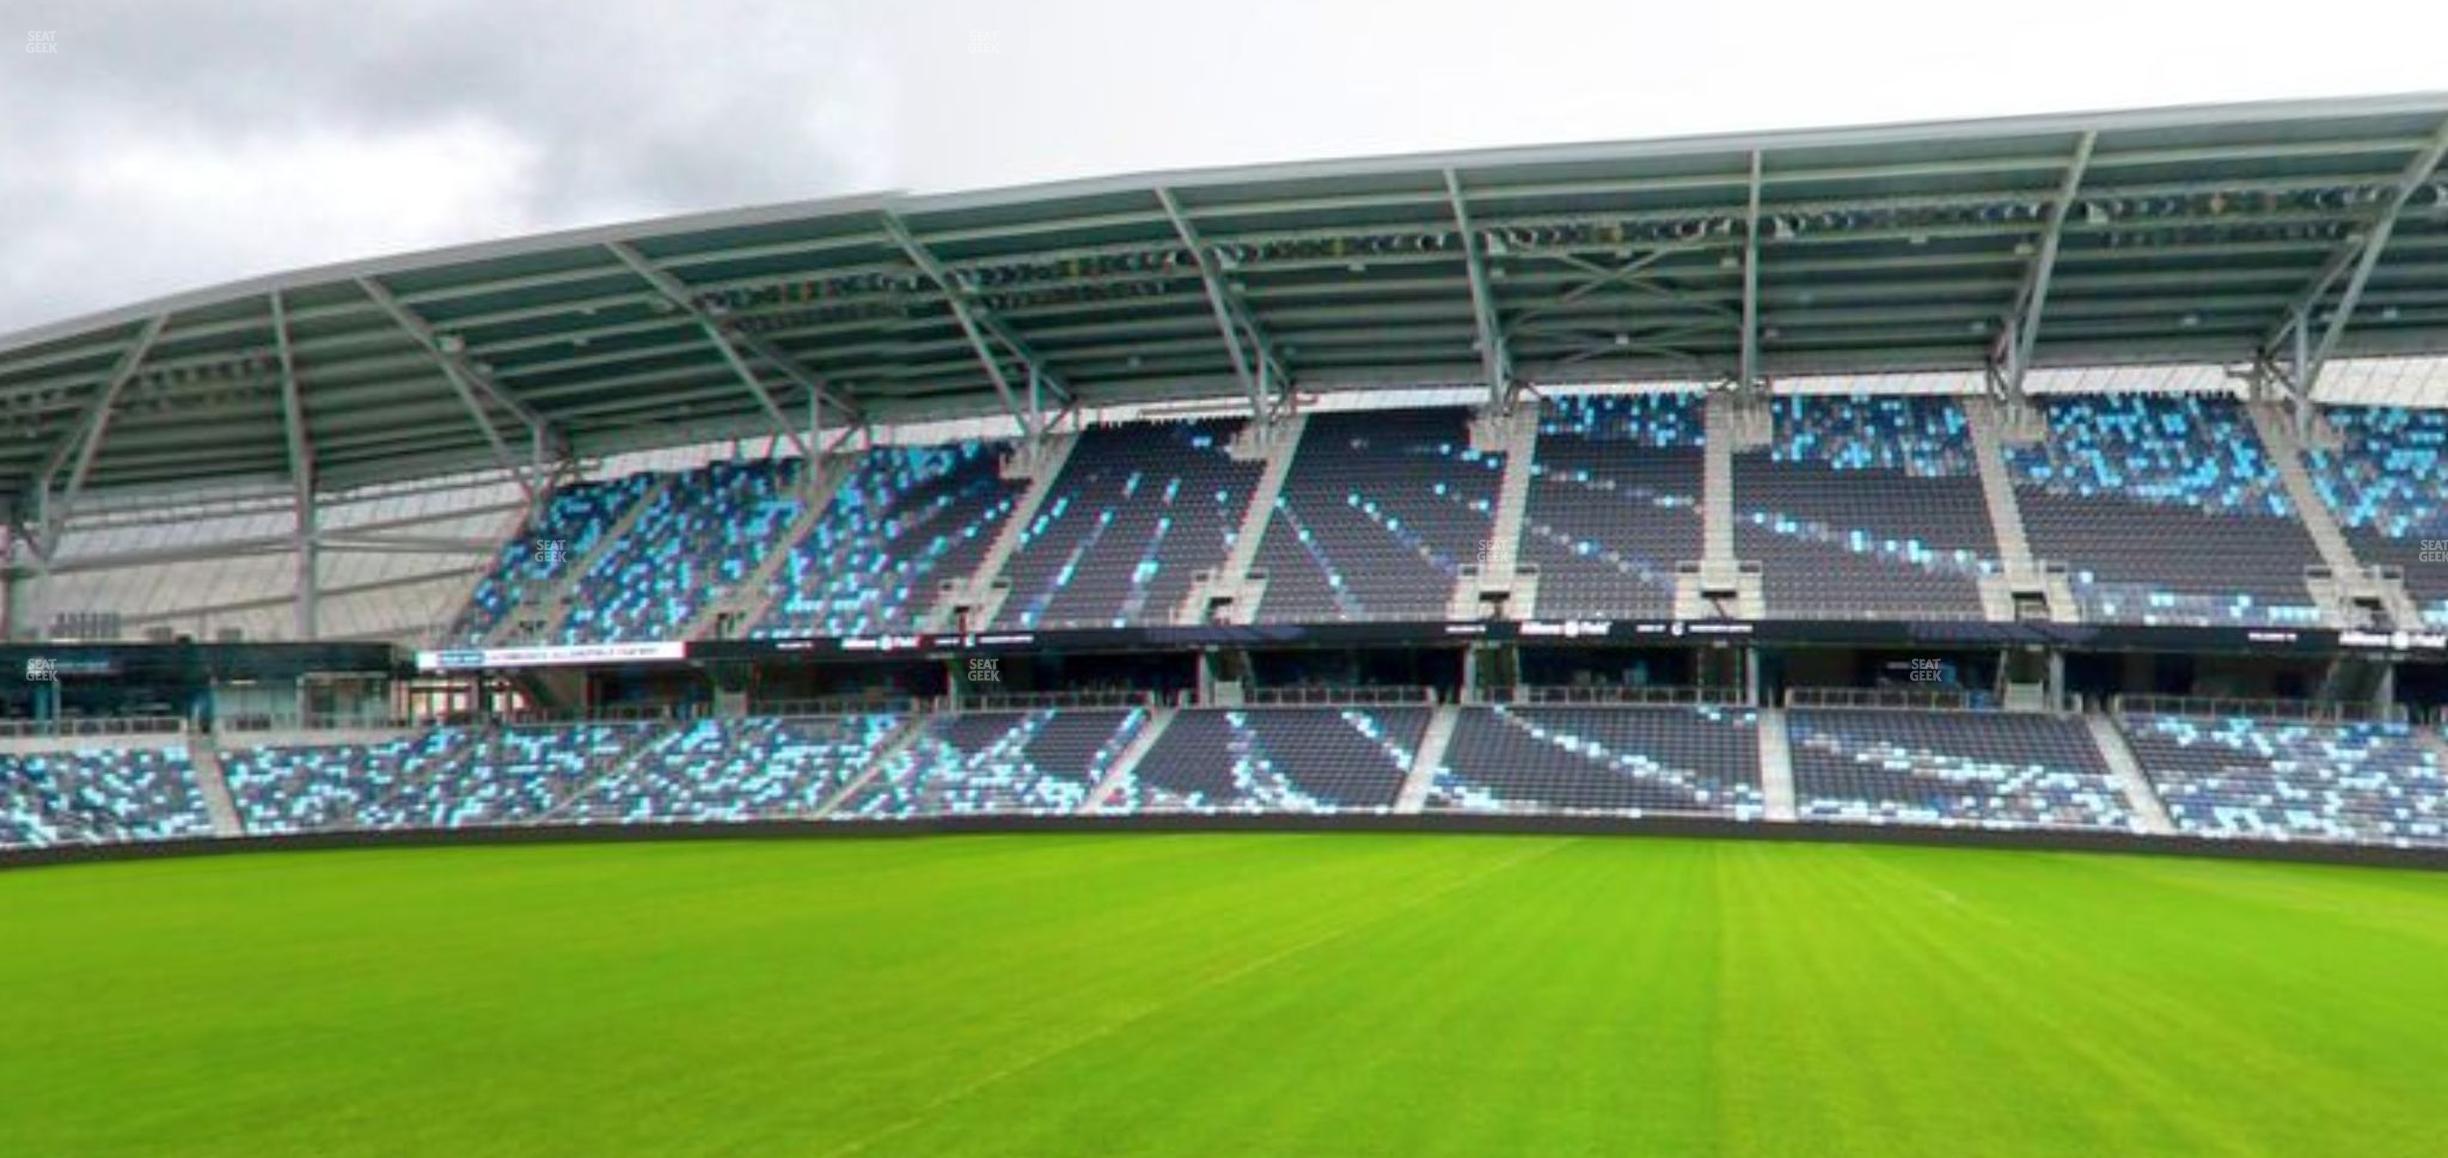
(8, 815, 2448, 873)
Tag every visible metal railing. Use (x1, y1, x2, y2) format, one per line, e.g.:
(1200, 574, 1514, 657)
(1488, 684, 1747, 707)
(2109, 695, 2408, 725)
(1236, 685, 1436, 707)
(1783, 686, 1989, 712)
(216, 713, 423, 735)
(747, 696, 924, 718)
(950, 690, 1157, 712)
(0, 716, 187, 739)
(496, 704, 698, 727)
(1756, 605, 1995, 622)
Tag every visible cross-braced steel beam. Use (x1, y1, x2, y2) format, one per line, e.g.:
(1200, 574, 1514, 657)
(881, 213, 1073, 447)
(1990, 131, 2096, 399)
(36, 313, 167, 555)
(606, 241, 845, 463)
(2261, 115, 2448, 392)
(1444, 170, 1514, 409)
(1156, 187, 1293, 422)
(356, 276, 562, 503)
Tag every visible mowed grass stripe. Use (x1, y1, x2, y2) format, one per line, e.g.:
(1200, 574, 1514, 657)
(4, 835, 2448, 1156)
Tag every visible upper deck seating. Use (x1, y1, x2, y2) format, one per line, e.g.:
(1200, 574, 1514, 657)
(1250, 409, 1503, 623)
(1518, 394, 1704, 617)
(1736, 396, 1996, 618)
(992, 420, 1260, 629)
(2306, 405, 2448, 627)
(449, 474, 658, 644)
(2009, 394, 2325, 626)
(753, 442, 1023, 637)
(563, 459, 804, 642)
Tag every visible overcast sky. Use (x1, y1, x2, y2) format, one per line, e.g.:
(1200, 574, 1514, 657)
(4, 0, 2445, 336)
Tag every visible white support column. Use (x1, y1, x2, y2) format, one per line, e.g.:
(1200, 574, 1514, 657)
(2260, 115, 2448, 399)
(1738, 150, 1764, 394)
(1158, 186, 1289, 426)
(882, 213, 1072, 442)
(1444, 170, 1513, 410)
(272, 292, 319, 641)
(1993, 132, 2095, 399)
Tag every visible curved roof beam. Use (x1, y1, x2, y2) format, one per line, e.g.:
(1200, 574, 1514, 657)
(880, 212, 1074, 437)
(1156, 187, 1292, 421)
(606, 241, 858, 462)
(355, 276, 563, 500)
(34, 313, 167, 552)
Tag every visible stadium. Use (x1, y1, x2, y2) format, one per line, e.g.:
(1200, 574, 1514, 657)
(9, 90, 2448, 1155)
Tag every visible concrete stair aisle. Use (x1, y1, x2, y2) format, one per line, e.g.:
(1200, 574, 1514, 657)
(1394, 704, 1461, 813)
(683, 458, 854, 640)
(1449, 403, 1543, 619)
(1080, 706, 1177, 813)
(2086, 713, 2176, 835)
(499, 473, 678, 646)
(1756, 706, 1796, 822)
(1961, 397, 2063, 622)
(928, 433, 1081, 632)
(1180, 414, 1309, 625)
(1677, 394, 1765, 619)
(186, 732, 245, 837)
(815, 712, 932, 818)
(1700, 393, 1741, 569)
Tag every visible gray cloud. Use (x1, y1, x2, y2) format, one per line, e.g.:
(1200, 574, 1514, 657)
(0, 0, 897, 332)
(6, 0, 2448, 339)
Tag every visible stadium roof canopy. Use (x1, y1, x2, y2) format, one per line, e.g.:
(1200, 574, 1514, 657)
(6, 92, 2448, 509)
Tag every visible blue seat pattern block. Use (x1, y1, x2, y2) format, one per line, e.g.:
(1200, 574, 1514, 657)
(223, 729, 485, 834)
(839, 709, 1147, 818)
(568, 714, 902, 823)
(226, 724, 655, 832)
(561, 458, 806, 642)
(2124, 715, 2448, 847)
(991, 420, 1263, 629)
(1518, 394, 1703, 617)
(1787, 710, 2138, 831)
(752, 442, 1023, 637)
(1251, 409, 1504, 623)
(0, 745, 215, 848)
(2008, 394, 2325, 625)
(1428, 705, 1763, 817)
(2305, 405, 2448, 627)
(1736, 395, 1997, 618)
(447, 473, 659, 644)
(1124, 707, 1430, 813)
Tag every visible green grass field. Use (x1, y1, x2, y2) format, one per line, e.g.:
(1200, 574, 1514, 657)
(6, 834, 2448, 1157)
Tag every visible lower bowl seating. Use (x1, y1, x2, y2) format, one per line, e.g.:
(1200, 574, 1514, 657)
(1428, 705, 1763, 817)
